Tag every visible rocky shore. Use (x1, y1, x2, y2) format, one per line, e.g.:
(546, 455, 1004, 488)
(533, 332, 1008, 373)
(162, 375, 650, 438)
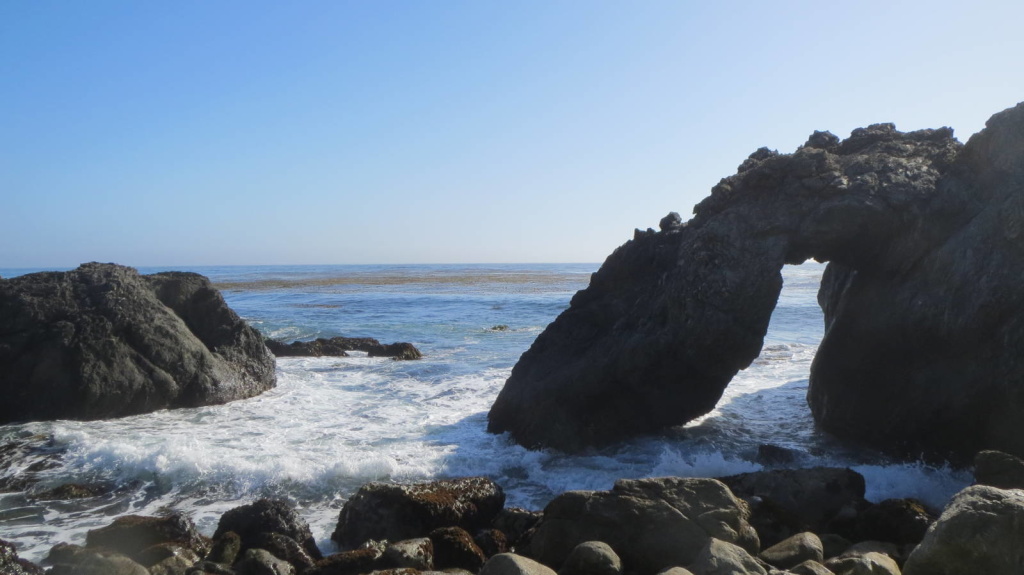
(3, 449, 1022, 575)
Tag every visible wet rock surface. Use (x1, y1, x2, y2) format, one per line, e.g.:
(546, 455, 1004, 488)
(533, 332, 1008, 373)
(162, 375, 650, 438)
(490, 103, 1024, 459)
(0, 263, 276, 424)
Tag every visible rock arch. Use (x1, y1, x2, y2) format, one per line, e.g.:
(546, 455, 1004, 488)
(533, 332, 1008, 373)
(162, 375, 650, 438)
(488, 103, 1024, 459)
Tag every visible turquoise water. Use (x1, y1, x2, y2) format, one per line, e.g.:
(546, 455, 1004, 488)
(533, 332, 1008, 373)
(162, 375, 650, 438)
(0, 262, 970, 562)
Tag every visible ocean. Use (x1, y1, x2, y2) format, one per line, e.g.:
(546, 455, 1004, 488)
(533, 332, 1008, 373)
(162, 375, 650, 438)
(0, 262, 971, 563)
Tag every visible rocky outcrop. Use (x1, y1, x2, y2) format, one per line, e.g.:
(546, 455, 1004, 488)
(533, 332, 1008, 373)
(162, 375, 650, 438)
(213, 498, 322, 561)
(265, 336, 423, 360)
(489, 102, 1024, 459)
(0, 263, 276, 423)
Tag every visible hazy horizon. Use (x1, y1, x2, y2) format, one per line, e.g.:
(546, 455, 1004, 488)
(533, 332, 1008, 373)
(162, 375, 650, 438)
(4, 1, 1023, 268)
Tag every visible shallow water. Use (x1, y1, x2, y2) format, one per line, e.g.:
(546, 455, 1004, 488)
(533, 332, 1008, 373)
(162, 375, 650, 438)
(0, 262, 971, 562)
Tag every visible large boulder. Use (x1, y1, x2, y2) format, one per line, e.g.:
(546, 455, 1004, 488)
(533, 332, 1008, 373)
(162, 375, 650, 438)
(527, 477, 758, 574)
(718, 467, 867, 541)
(85, 512, 210, 564)
(213, 498, 322, 560)
(331, 477, 506, 549)
(0, 263, 275, 423)
(903, 485, 1024, 575)
(489, 102, 1024, 459)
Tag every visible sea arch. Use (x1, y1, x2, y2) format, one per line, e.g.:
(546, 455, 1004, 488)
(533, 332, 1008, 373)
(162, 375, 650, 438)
(487, 105, 1024, 459)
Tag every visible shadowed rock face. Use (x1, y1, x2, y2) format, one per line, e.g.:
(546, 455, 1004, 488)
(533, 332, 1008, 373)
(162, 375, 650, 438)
(489, 103, 1024, 457)
(0, 263, 276, 423)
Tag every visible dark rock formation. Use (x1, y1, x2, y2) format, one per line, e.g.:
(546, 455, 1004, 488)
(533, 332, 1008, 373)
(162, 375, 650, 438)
(489, 102, 1024, 458)
(718, 467, 867, 538)
(853, 498, 935, 545)
(429, 526, 487, 572)
(331, 477, 506, 550)
(974, 449, 1024, 489)
(0, 263, 276, 424)
(213, 498, 322, 560)
(265, 337, 422, 360)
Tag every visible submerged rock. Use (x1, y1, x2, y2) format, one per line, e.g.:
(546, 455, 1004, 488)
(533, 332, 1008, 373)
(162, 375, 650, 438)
(0, 263, 276, 424)
(265, 336, 422, 360)
(490, 102, 1024, 459)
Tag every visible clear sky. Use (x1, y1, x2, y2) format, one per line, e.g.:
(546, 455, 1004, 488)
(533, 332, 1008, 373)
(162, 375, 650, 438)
(2, 1, 1022, 267)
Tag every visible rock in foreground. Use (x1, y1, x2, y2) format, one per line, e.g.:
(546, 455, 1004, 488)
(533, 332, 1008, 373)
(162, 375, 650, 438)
(527, 477, 759, 574)
(903, 485, 1024, 574)
(0, 263, 276, 424)
(489, 102, 1024, 459)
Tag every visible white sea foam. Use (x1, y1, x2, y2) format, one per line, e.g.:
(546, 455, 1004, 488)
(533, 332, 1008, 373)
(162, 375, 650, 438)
(0, 263, 974, 563)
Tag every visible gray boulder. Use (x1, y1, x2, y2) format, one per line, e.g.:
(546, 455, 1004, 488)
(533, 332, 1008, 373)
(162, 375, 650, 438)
(824, 552, 899, 575)
(481, 553, 557, 575)
(489, 102, 1024, 459)
(655, 569, 696, 575)
(381, 538, 434, 570)
(903, 484, 1024, 575)
(558, 541, 622, 575)
(528, 477, 758, 575)
(758, 532, 823, 570)
(789, 561, 834, 575)
(236, 548, 295, 575)
(0, 263, 275, 423)
(687, 538, 766, 575)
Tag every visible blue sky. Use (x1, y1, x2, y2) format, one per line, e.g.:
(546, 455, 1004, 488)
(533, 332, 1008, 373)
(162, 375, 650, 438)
(2, 1, 1022, 267)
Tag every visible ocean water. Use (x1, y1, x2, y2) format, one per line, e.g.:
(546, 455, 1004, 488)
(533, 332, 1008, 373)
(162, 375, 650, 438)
(0, 262, 971, 563)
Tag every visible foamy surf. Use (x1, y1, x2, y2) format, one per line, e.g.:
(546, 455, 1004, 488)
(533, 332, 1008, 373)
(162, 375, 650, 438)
(0, 263, 972, 563)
